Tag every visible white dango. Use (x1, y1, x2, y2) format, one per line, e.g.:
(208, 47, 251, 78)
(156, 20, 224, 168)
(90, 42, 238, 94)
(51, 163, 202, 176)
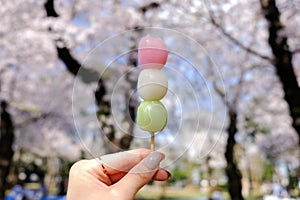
(137, 69, 168, 101)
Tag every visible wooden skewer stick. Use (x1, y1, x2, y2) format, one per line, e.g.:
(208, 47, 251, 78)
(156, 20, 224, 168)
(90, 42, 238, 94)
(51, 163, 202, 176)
(150, 132, 155, 152)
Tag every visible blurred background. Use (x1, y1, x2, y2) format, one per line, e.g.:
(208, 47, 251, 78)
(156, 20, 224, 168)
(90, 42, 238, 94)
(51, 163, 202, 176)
(0, 0, 300, 199)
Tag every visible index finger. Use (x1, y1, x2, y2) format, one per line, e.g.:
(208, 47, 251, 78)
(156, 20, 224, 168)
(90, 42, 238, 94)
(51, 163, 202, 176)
(98, 148, 151, 175)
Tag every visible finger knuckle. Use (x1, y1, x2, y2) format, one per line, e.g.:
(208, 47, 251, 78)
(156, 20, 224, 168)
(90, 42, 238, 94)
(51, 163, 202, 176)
(69, 160, 88, 174)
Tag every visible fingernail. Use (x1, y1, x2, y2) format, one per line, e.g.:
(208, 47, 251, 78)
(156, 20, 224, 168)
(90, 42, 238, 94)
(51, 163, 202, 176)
(166, 170, 172, 179)
(143, 152, 164, 170)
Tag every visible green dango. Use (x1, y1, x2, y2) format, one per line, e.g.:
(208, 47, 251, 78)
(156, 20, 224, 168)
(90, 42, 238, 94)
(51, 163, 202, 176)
(136, 101, 168, 133)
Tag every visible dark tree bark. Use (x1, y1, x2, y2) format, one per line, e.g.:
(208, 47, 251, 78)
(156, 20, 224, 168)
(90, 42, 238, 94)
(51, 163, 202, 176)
(120, 37, 139, 150)
(56, 43, 123, 151)
(44, 0, 137, 152)
(0, 101, 15, 200)
(94, 79, 118, 152)
(214, 82, 244, 200)
(56, 46, 99, 83)
(225, 109, 244, 200)
(44, 0, 58, 17)
(260, 0, 300, 144)
(207, 0, 300, 144)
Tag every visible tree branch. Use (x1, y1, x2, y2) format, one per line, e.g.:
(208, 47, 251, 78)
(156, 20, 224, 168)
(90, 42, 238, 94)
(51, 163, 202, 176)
(139, 2, 160, 14)
(56, 46, 99, 83)
(210, 17, 273, 61)
(204, 1, 273, 62)
(213, 82, 231, 109)
(44, 0, 118, 151)
(292, 48, 300, 54)
(260, 0, 300, 144)
(15, 112, 53, 128)
(44, 0, 59, 17)
(44, 0, 99, 83)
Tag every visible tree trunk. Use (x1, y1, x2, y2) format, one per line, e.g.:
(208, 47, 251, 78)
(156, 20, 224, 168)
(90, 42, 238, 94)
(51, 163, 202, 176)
(94, 79, 118, 152)
(44, 0, 136, 153)
(260, 0, 300, 144)
(225, 109, 244, 200)
(0, 101, 15, 200)
(119, 33, 141, 150)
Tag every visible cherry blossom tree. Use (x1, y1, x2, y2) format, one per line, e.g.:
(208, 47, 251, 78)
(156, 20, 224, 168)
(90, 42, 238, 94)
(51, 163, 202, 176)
(1, 0, 299, 199)
(0, 1, 82, 197)
(205, 0, 300, 144)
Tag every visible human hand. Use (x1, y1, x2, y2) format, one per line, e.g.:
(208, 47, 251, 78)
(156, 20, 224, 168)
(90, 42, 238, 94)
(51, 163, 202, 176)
(66, 149, 170, 200)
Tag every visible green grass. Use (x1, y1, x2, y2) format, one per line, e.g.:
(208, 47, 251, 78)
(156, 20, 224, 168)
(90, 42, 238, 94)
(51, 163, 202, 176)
(135, 185, 229, 199)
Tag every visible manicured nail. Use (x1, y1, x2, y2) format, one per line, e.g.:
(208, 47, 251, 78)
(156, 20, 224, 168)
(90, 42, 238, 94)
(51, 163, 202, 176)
(166, 170, 172, 179)
(143, 152, 164, 170)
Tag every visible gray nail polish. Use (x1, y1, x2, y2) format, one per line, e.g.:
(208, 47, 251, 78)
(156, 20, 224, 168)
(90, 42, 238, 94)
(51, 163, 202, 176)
(143, 152, 164, 170)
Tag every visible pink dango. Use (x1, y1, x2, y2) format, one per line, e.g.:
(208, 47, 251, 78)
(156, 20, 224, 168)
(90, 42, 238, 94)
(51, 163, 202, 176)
(138, 35, 168, 69)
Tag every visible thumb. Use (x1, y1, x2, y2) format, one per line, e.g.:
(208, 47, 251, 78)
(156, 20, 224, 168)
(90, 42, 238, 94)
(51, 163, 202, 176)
(113, 151, 164, 198)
